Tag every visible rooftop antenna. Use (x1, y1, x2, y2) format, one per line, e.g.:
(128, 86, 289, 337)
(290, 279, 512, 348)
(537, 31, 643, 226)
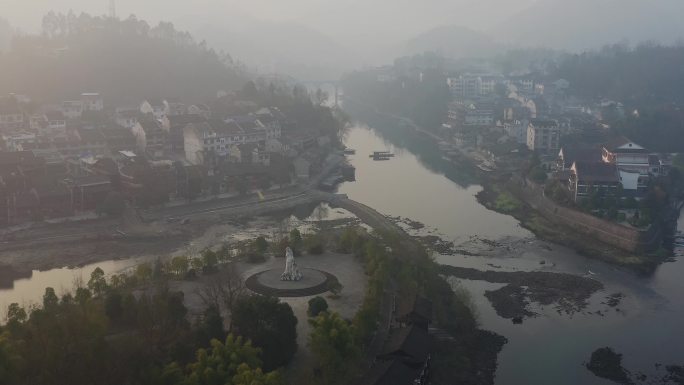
(108, 0, 117, 19)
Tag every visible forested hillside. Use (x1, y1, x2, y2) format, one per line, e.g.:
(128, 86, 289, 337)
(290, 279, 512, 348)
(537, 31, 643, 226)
(0, 12, 246, 104)
(550, 44, 684, 152)
(551, 44, 684, 106)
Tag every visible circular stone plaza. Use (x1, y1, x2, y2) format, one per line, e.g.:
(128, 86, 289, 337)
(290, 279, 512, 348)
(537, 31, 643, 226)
(245, 267, 339, 297)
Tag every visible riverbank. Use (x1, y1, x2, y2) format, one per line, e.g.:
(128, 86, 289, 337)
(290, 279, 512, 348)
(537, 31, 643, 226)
(0, 188, 323, 273)
(476, 178, 664, 274)
(348, 99, 666, 272)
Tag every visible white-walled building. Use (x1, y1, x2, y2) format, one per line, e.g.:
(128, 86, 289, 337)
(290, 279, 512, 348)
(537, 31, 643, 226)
(527, 119, 560, 152)
(140, 99, 166, 121)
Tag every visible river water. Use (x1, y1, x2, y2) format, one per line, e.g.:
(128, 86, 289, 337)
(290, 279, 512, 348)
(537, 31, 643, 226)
(337, 114, 684, 385)
(2, 111, 683, 384)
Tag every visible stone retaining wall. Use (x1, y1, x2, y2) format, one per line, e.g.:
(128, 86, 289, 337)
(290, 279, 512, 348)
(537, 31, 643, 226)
(511, 178, 661, 253)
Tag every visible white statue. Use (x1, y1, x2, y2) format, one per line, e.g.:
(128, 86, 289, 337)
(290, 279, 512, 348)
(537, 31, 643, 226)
(281, 247, 303, 281)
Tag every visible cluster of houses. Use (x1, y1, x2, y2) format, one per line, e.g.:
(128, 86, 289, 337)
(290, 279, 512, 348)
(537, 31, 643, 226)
(0, 92, 334, 226)
(445, 73, 547, 129)
(438, 71, 675, 206)
(557, 137, 671, 203)
(359, 295, 433, 385)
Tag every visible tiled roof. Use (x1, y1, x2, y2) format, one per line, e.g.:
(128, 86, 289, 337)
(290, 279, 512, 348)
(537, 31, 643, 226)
(572, 161, 620, 183)
(559, 146, 602, 168)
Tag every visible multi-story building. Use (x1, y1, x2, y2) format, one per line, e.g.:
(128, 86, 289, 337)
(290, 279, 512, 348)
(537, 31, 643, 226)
(3, 132, 36, 151)
(164, 99, 187, 116)
(464, 103, 494, 126)
(569, 161, 621, 202)
(61, 100, 84, 119)
(526, 119, 560, 152)
(447, 74, 503, 99)
(131, 119, 168, 158)
(30, 111, 67, 136)
(601, 136, 650, 191)
(447, 75, 481, 99)
(184, 120, 244, 166)
(62, 93, 104, 119)
(503, 119, 529, 145)
(81, 93, 104, 112)
(183, 114, 282, 166)
(140, 99, 167, 121)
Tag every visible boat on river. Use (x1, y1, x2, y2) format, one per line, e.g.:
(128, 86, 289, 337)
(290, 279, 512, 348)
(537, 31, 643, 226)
(369, 151, 395, 160)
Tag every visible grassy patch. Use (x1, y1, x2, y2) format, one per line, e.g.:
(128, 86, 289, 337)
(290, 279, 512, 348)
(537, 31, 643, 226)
(494, 190, 522, 213)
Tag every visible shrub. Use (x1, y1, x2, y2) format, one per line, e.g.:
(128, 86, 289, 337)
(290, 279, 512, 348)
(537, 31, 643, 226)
(289, 229, 302, 254)
(494, 191, 521, 213)
(328, 281, 343, 298)
(254, 236, 269, 254)
(529, 166, 548, 183)
(246, 252, 266, 264)
(307, 296, 329, 317)
(305, 234, 325, 255)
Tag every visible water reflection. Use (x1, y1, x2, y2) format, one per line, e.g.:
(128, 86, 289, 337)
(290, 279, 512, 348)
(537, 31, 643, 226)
(0, 258, 143, 313)
(338, 117, 684, 385)
(343, 101, 478, 188)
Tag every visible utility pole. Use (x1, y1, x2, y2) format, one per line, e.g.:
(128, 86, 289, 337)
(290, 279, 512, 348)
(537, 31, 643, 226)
(108, 0, 117, 19)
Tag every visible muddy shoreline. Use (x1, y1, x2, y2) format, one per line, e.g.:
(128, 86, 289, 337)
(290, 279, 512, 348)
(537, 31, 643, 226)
(440, 265, 604, 321)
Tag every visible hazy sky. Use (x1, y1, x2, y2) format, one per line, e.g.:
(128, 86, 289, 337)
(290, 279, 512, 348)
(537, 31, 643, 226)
(1, 0, 538, 35)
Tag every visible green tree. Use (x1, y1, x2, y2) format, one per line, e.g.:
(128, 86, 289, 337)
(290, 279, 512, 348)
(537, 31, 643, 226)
(87, 267, 108, 296)
(202, 249, 218, 271)
(254, 236, 269, 255)
(289, 229, 302, 254)
(75, 287, 92, 305)
(309, 311, 360, 385)
(529, 166, 548, 183)
(232, 295, 298, 371)
(305, 234, 325, 255)
(191, 257, 205, 272)
(105, 291, 124, 321)
(184, 335, 264, 385)
(194, 306, 226, 348)
(232, 363, 283, 385)
(336, 227, 363, 254)
(307, 297, 329, 317)
(42, 287, 59, 310)
(6, 303, 26, 325)
(136, 262, 153, 282)
(171, 256, 190, 277)
(0, 331, 20, 385)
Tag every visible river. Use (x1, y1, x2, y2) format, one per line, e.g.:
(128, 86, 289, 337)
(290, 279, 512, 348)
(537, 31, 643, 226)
(1, 112, 683, 384)
(337, 115, 684, 385)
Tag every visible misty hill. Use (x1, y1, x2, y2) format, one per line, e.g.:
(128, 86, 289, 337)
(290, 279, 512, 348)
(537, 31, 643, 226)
(0, 13, 246, 104)
(400, 25, 502, 59)
(176, 9, 354, 81)
(195, 22, 351, 81)
(492, 0, 684, 50)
